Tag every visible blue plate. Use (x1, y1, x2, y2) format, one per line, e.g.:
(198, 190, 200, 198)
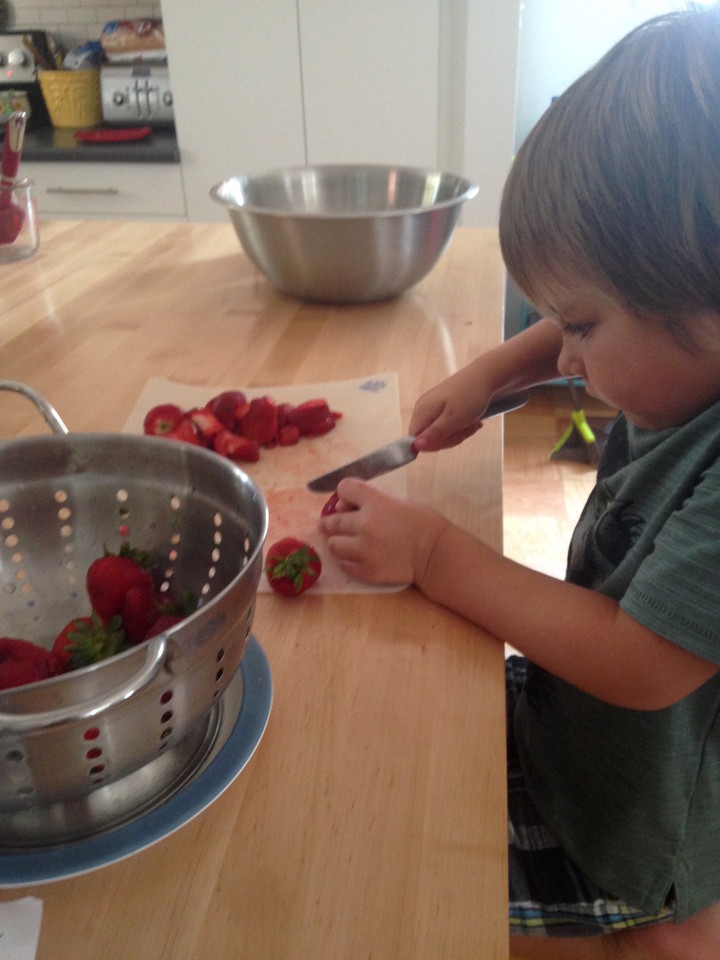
(0, 636, 272, 887)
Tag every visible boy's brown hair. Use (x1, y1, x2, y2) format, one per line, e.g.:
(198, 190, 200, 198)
(499, 6, 720, 336)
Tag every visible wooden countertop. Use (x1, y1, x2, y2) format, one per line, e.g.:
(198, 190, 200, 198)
(0, 221, 508, 960)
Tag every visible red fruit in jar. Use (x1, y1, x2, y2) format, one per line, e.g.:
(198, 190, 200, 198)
(264, 537, 322, 597)
(0, 636, 65, 690)
(288, 399, 336, 437)
(206, 390, 249, 430)
(240, 396, 278, 445)
(213, 429, 260, 463)
(143, 403, 184, 436)
(86, 545, 155, 624)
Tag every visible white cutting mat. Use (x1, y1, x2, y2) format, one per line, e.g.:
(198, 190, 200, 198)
(123, 373, 407, 593)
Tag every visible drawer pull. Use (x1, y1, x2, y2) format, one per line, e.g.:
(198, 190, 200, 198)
(46, 187, 121, 196)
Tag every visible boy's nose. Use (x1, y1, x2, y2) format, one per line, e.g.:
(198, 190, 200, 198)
(557, 340, 584, 379)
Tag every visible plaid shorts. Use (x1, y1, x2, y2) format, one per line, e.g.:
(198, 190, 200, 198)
(506, 655, 675, 938)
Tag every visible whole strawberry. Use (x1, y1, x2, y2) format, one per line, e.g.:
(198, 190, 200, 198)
(52, 614, 126, 670)
(143, 613, 184, 640)
(86, 543, 155, 623)
(121, 584, 162, 645)
(121, 585, 198, 645)
(0, 637, 65, 691)
(264, 538, 322, 597)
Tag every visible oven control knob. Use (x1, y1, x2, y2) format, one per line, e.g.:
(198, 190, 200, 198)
(112, 91, 126, 106)
(162, 91, 173, 107)
(7, 48, 28, 68)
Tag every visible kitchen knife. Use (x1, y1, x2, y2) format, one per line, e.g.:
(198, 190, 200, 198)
(306, 390, 529, 493)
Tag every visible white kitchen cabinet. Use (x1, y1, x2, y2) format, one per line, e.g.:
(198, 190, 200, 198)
(298, 0, 439, 167)
(25, 162, 187, 219)
(161, 0, 306, 223)
(117, 0, 517, 227)
(162, 0, 443, 222)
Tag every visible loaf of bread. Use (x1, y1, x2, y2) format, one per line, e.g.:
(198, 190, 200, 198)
(100, 20, 166, 61)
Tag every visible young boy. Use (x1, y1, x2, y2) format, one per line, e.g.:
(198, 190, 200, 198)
(320, 8, 720, 959)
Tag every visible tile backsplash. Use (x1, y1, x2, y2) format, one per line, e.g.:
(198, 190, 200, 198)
(7, 0, 162, 54)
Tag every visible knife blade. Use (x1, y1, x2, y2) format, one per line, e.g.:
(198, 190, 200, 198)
(306, 390, 529, 493)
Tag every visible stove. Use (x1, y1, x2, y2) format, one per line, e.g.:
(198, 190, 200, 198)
(100, 63, 174, 125)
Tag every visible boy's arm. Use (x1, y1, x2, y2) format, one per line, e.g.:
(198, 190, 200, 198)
(409, 318, 563, 451)
(418, 522, 719, 711)
(477, 315, 564, 394)
(322, 484, 718, 711)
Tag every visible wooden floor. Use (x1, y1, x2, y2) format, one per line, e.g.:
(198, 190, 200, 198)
(502, 384, 616, 580)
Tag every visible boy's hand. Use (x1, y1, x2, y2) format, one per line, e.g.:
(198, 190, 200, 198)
(318, 479, 449, 585)
(409, 366, 495, 452)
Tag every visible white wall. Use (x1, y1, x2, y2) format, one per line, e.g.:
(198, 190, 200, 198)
(300, 0, 439, 168)
(461, 0, 521, 227)
(513, 0, 697, 149)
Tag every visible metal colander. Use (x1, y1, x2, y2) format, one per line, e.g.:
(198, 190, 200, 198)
(0, 381, 268, 816)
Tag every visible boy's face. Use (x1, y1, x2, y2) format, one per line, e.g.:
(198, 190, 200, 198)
(541, 286, 720, 430)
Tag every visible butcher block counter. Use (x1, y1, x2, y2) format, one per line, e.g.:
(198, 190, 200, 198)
(0, 220, 508, 960)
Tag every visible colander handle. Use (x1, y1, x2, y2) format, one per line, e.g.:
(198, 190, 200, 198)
(0, 380, 69, 435)
(0, 635, 167, 735)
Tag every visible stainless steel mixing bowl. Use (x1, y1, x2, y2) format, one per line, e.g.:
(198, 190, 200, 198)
(210, 164, 478, 303)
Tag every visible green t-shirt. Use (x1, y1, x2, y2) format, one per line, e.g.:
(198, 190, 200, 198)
(514, 399, 720, 920)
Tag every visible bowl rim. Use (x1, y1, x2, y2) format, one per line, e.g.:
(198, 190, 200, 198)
(209, 163, 479, 219)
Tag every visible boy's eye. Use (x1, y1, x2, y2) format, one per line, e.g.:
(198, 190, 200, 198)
(562, 322, 592, 339)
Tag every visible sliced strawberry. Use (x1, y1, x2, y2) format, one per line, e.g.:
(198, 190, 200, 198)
(187, 407, 225, 445)
(206, 390, 248, 430)
(278, 424, 300, 446)
(143, 403, 184, 437)
(276, 402, 294, 428)
(234, 397, 251, 422)
(288, 399, 336, 437)
(320, 492, 340, 517)
(240, 396, 278, 445)
(167, 415, 201, 445)
(213, 429, 260, 463)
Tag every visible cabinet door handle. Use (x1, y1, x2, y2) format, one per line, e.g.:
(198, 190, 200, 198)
(45, 187, 121, 196)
